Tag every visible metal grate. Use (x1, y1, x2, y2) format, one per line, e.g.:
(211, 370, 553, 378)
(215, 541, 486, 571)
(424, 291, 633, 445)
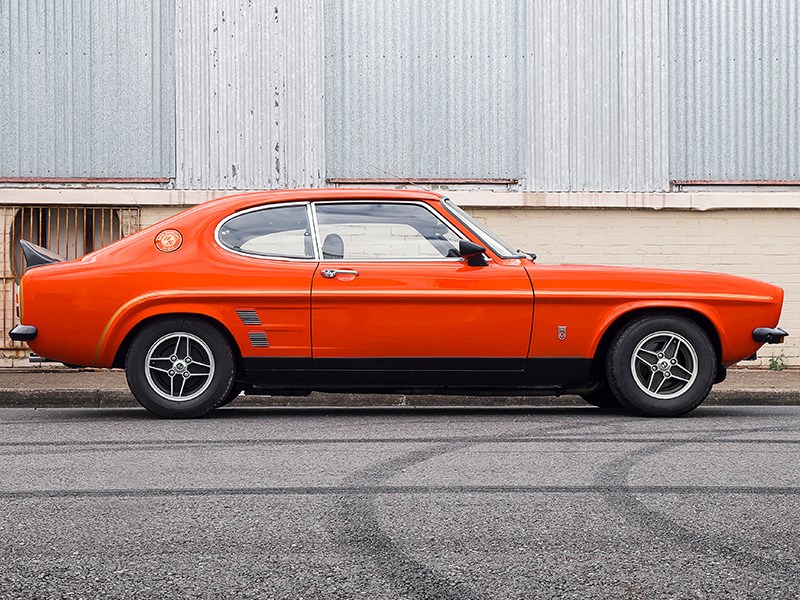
(1, 206, 140, 355)
(248, 331, 270, 348)
(236, 309, 262, 326)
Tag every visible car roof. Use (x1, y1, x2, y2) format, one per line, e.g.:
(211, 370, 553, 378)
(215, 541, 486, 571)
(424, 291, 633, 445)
(212, 188, 445, 210)
(133, 188, 450, 240)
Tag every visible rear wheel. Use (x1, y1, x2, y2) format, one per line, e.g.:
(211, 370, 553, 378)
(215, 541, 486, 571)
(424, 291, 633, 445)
(607, 315, 716, 417)
(126, 318, 235, 418)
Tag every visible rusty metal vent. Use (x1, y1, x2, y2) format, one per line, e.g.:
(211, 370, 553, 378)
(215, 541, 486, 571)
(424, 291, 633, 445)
(236, 309, 261, 325)
(248, 332, 269, 348)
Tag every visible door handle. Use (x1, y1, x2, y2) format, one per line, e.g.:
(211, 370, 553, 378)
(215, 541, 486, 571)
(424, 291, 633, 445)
(321, 268, 359, 279)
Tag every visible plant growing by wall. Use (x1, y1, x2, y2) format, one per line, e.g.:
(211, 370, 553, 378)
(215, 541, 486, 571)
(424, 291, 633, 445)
(768, 352, 789, 372)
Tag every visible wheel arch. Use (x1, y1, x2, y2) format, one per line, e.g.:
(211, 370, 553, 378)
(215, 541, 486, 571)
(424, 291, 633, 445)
(112, 312, 245, 380)
(589, 306, 723, 385)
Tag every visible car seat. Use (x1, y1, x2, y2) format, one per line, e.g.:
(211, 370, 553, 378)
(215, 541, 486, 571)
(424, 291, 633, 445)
(322, 233, 344, 259)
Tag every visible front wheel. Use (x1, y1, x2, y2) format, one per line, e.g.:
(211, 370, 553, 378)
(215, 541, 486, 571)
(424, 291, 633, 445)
(218, 384, 244, 408)
(607, 315, 716, 417)
(580, 384, 622, 410)
(126, 318, 236, 418)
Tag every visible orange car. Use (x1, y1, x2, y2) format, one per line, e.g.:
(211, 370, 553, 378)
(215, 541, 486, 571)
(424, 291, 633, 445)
(10, 189, 787, 418)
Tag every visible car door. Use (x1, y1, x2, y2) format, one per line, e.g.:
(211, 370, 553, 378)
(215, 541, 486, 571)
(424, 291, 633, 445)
(309, 200, 533, 389)
(215, 202, 318, 386)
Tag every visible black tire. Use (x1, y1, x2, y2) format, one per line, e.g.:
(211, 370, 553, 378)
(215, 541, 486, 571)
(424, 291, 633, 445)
(218, 384, 244, 408)
(580, 384, 622, 410)
(607, 314, 716, 417)
(125, 317, 236, 418)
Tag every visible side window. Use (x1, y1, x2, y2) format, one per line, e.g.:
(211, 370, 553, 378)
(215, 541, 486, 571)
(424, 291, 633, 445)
(314, 203, 462, 260)
(217, 205, 314, 259)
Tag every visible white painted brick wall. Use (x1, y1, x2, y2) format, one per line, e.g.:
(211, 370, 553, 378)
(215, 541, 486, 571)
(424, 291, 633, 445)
(472, 208, 800, 367)
(139, 207, 185, 229)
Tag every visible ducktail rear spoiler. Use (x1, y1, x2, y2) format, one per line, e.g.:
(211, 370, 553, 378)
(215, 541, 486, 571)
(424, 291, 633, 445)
(19, 240, 65, 271)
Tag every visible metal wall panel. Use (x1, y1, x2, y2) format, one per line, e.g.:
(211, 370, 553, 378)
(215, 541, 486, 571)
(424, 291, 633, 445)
(670, 1, 800, 182)
(325, 0, 526, 181)
(176, 1, 325, 189)
(0, 0, 174, 179)
(526, 0, 669, 192)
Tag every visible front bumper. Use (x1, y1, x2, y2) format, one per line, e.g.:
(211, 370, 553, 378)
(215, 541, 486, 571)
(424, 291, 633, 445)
(752, 327, 788, 344)
(9, 324, 37, 341)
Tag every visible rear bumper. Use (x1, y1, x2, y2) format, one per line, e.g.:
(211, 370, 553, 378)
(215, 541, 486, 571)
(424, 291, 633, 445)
(9, 324, 37, 341)
(752, 327, 788, 344)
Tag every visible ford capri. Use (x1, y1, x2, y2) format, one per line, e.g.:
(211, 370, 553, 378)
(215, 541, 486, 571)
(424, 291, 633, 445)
(10, 189, 787, 418)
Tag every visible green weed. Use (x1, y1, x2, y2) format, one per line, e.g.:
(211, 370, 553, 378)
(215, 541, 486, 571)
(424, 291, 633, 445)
(768, 352, 789, 371)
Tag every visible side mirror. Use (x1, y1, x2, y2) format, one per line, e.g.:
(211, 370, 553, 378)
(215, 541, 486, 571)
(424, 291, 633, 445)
(458, 240, 488, 267)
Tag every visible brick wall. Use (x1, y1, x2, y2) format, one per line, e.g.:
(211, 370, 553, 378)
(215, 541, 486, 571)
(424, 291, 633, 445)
(140, 207, 185, 228)
(472, 208, 799, 367)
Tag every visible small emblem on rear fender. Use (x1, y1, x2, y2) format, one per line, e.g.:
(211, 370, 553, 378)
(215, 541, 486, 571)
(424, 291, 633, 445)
(155, 229, 183, 253)
(557, 326, 567, 341)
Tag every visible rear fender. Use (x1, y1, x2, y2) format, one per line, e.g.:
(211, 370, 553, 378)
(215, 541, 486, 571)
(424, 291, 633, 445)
(94, 291, 245, 367)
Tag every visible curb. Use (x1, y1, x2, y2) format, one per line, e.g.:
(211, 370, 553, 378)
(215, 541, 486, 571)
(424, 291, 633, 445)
(0, 388, 797, 409)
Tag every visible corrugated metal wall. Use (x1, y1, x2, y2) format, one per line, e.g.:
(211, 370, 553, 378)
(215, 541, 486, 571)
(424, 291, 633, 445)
(4, 2, 799, 190)
(325, 0, 526, 181)
(670, 1, 800, 182)
(175, 0, 325, 189)
(0, 0, 174, 180)
(526, 0, 670, 192)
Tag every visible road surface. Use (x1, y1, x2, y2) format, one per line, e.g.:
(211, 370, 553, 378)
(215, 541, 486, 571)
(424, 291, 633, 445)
(1, 405, 798, 598)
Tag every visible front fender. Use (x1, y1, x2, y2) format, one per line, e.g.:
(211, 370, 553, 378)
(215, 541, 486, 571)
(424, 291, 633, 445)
(587, 296, 778, 365)
(588, 300, 726, 357)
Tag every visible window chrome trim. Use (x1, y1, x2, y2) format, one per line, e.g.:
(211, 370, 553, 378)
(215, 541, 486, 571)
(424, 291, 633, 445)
(306, 203, 322, 260)
(310, 200, 467, 262)
(441, 197, 524, 259)
(309, 200, 323, 260)
(214, 198, 474, 264)
(214, 201, 319, 262)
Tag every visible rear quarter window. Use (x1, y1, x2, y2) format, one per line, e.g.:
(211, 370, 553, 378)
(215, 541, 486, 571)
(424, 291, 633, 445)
(217, 205, 313, 259)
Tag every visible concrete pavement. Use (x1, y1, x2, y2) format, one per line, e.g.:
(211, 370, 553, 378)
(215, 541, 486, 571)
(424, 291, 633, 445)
(0, 366, 798, 408)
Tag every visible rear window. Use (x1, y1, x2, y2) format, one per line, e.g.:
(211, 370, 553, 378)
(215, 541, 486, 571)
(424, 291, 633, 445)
(217, 205, 313, 259)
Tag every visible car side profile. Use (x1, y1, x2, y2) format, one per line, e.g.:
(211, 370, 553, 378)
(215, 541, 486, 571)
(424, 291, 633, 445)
(10, 189, 787, 418)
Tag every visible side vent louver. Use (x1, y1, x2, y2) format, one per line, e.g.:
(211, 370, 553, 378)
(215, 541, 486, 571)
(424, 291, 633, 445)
(248, 331, 270, 348)
(236, 309, 261, 325)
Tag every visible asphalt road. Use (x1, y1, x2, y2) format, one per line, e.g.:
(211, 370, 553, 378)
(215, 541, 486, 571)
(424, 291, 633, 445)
(1, 405, 799, 599)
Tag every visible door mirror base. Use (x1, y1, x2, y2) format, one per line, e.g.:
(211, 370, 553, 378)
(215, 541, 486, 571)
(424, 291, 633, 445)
(459, 240, 488, 266)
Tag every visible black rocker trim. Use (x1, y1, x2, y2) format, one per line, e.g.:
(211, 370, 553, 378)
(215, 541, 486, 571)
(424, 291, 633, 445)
(242, 357, 592, 393)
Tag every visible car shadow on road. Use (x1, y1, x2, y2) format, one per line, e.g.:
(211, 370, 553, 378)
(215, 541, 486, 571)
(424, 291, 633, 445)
(209, 404, 782, 420)
(36, 403, 783, 423)
(57, 404, 608, 421)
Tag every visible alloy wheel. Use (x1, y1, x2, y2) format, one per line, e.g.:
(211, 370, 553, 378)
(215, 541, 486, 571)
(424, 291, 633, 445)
(629, 330, 698, 400)
(144, 332, 216, 401)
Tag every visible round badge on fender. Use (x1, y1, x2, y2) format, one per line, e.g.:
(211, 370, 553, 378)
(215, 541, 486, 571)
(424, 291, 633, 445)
(155, 229, 183, 253)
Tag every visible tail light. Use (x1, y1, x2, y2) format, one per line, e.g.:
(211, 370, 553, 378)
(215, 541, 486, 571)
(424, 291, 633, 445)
(14, 283, 20, 319)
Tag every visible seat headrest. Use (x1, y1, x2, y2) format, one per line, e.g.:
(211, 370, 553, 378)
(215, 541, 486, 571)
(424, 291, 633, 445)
(322, 233, 344, 259)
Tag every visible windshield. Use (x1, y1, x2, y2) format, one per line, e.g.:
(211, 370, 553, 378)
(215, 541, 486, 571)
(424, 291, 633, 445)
(443, 199, 523, 259)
